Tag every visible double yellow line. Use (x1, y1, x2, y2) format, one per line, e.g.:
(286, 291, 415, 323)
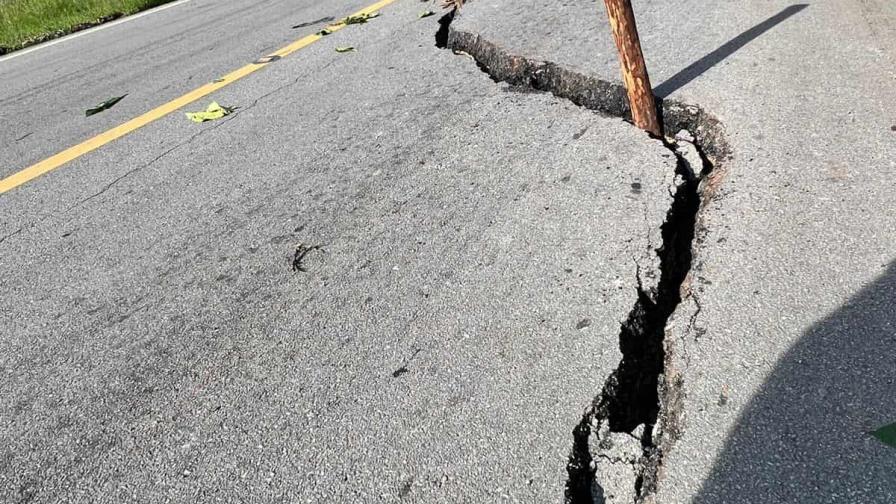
(0, 0, 398, 195)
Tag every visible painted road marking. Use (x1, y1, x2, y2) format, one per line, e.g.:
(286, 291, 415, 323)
(0, 0, 196, 64)
(0, 0, 398, 195)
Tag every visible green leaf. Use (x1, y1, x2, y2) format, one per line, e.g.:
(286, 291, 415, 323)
(419, 10, 435, 18)
(872, 422, 896, 449)
(85, 94, 126, 117)
(335, 46, 355, 53)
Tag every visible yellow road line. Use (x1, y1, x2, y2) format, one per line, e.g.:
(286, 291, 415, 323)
(0, 0, 398, 195)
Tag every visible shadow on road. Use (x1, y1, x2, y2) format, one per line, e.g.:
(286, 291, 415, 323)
(694, 262, 896, 502)
(654, 4, 809, 97)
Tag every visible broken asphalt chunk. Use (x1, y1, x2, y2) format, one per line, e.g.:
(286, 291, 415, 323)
(85, 95, 126, 117)
(185, 102, 236, 123)
(419, 10, 435, 18)
(335, 46, 355, 53)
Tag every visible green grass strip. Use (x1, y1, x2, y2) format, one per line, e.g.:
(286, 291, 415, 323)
(0, 0, 174, 54)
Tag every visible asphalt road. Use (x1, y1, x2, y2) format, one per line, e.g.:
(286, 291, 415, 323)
(6, 0, 894, 502)
(0, 0, 682, 502)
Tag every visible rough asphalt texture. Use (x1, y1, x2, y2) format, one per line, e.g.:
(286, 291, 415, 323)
(453, 0, 896, 502)
(0, 0, 688, 502)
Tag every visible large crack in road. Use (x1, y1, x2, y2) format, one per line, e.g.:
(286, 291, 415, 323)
(436, 10, 730, 503)
(565, 140, 707, 503)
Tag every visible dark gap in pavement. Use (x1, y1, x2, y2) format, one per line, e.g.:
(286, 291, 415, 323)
(565, 141, 708, 503)
(434, 11, 455, 48)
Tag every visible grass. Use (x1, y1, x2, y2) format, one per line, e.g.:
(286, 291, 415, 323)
(0, 0, 174, 53)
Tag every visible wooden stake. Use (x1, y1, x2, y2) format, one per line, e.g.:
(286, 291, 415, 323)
(602, 0, 661, 136)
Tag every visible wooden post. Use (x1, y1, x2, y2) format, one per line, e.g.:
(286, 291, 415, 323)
(602, 0, 662, 136)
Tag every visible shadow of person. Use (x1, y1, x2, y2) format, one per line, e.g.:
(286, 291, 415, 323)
(694, 262, 896, 502)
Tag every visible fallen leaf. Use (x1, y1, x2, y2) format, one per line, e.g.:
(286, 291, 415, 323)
(291, 16, 335, 29)
(185, 102, 236, 123)
(86, 95, 126, 117)
(342, 12, 379, 25)
(335, 46, 355, 53)
(293, 244, 323, 272)
(442, 0, 467, 10)
(872, 422, 896, 449)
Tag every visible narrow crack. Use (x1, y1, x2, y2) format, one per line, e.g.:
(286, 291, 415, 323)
(70, 56, 341, 211)
(8, 55, 342, 248)
(596, 453, 638, 467)
(67, 121, 226, 211)
(71, 145, 179, 209)
(686, 293, 703, 340)
(436, 12, 729, 503)
(0, 227, 23, 246)
(4, 110, 251, 249)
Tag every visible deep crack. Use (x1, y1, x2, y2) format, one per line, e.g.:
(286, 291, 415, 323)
(434, 11, 455, 48)
(565, 146, 704, 503)
(436, 13, 728, 503)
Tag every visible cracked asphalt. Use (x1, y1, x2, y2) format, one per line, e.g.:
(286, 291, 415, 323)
(3, 0, 894, 502)
(0, 0, 682, 501)
(452, 0, 896, 501)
